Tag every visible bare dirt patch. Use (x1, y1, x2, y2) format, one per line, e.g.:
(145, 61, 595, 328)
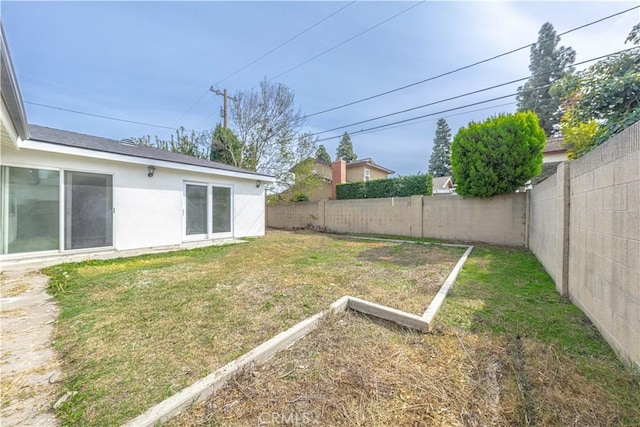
(1, 269, 61, 427)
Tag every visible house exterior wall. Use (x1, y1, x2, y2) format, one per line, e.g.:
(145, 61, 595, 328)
(346, 165, 388, 182)
(307, 182, 332, 202)
(313, 162, 332, 180)
(543, 152, 567, 163)
(1, 144, 265, 258)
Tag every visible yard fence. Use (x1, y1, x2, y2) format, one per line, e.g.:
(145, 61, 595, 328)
(529, 122, 639, 371)
(267, 193, 527, 246)
(266, 121, 640, 371)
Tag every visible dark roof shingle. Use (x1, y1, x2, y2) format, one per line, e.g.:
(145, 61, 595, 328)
(28, 125, 270, 178)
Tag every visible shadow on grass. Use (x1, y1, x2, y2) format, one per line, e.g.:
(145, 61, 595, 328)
(355, 242, 464, 268)
(438, 246, 640, 425)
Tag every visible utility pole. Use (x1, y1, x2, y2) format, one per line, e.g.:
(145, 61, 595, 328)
(209, 87, 237, 129)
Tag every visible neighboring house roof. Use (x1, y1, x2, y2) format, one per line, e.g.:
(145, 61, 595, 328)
(28, 125, 272, 178)
(531, 161, 562, 186)
(432, 176, 454, 190)
(345, 157, 395, 174)
(1, 24, 29, 140)
(544, 136, 567, 154)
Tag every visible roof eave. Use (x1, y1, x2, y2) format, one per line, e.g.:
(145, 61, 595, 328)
(20, 138, 276, 182)
(0, 24, 29, 141)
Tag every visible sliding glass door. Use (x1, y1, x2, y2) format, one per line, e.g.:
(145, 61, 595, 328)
(185, 184, 208, 236)
(1, 166, 60, 254)
(212, 186, 231, 234)
(64, 171, 113, 250)
(184, 183, 232, 239)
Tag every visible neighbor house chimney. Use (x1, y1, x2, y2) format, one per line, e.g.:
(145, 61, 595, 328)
(331, 159, 346, 200)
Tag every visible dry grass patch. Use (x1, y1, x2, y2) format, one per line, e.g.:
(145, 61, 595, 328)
(169, 312, 515, 427)
(44, 230, 462, 426)
(170, 244, 640, 427)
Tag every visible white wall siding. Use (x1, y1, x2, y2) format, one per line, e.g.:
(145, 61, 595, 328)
(1, 145, 266, 254)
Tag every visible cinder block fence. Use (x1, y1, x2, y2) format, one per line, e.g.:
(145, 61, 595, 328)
(267, 122, 640, 371)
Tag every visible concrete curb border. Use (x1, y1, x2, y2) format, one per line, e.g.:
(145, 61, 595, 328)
(122, 297, 350, 427)
(121, 239, 474, 427)
(422, 245, 474, 326)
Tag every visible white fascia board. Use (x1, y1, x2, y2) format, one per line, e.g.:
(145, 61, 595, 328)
(17, 139, 276, 182)
(1, 99, 20, 147)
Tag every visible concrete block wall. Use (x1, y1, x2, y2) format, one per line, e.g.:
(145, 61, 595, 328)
(567, 123, 639, 371)
(423, 193, 527, 246)
(529, 163, 570, 295)
(266, 201, 324, 230)
(266, 193, 527, 246)
(324, 197, 415, 236)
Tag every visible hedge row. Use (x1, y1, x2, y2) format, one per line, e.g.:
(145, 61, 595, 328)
(336, 174, 433, 200)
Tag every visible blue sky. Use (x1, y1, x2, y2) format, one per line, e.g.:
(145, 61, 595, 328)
(1, 1, 638, 176)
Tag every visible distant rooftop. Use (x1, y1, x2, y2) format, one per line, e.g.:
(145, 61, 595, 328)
(544, 136, 567, 153)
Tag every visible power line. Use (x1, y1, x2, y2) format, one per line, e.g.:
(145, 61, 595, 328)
(304, 4, 640, 119)
(178, 2, 356, 131)
(168, 89, 210, 129)
(25, 101, 178, 131)
(315, 84, 554, 142)
(215, 1, 356, 86)
(266, 1, 426, 83)
(311, 47, 638, 137)
(355, 101, 516, 137)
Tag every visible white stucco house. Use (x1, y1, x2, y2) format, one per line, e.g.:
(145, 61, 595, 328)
(1, 25, 274, 265)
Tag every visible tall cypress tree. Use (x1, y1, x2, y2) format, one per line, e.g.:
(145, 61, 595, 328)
(315, 144, 331, 162)
(336, 132, 357, 163)
(428, 118, 452, 177)
(517, 22, 575, 136)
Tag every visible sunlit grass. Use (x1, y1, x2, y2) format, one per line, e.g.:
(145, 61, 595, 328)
(45, 230, 462, 426)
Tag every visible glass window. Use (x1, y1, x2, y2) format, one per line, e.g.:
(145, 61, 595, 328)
(212, 186, 231, 234)
(65, 171, 113, 250)
(186, 184, 207, 235)
(1, 166, 60, 254)
(364, 168, 371, 182)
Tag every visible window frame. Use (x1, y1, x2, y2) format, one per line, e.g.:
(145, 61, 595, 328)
(183, 181, 234, 241)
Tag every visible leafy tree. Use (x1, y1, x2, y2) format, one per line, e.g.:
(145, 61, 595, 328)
(287, 157, 323, 201)
(336, 132, 357, 162)
(552, 26, 640, 158)
(229, 79, 316, 188)
(517, 22, 576, 136)
(428, 118, 452, 177)
(451, 112, 545, 198)
(315, 144, 331, 163)
(209, 124, 242, 165)
(626, 22, 640, 45)
(131, 127, 209, 159)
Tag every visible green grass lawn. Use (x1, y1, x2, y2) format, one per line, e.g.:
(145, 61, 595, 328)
(44, 230, 463, 426)
(44, 231, 639, 426)
(169, 243, 640, 427)
(439, 246, 640, 425)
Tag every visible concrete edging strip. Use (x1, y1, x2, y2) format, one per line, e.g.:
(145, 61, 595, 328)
(343, 234, 471, 248)
(422, 245, 474, 327)
(347, 296, 429, 332)
(122, 296, 350, 427)
(121, 240, 474, 427)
